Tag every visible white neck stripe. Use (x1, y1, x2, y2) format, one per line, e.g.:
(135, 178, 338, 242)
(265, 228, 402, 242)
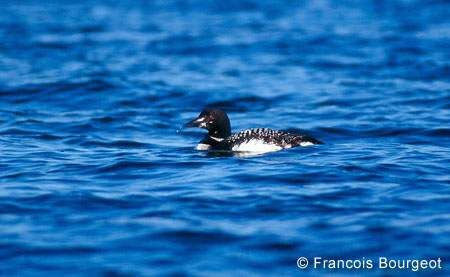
(210, 136, 224, 142)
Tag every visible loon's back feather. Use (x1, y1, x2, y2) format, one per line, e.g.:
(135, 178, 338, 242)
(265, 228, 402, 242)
(226, 128, 322, 149)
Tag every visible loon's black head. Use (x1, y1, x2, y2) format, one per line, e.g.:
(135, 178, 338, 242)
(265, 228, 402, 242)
(185, 108, 231, 138)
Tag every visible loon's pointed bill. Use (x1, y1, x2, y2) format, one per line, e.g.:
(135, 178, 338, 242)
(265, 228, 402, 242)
(185, 109, 322, 153)
(185, 117, 204, 128)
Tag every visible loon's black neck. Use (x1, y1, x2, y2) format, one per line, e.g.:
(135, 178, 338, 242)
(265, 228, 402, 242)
(201, 121, 231, 147)
(208, 127, 230, 139)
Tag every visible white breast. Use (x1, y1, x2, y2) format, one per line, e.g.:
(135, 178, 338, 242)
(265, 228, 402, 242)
(196, 143, 211, 150)
(231, 139, 283, 153)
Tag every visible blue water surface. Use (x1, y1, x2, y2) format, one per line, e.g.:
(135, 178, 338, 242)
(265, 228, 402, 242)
(0, 0, 449, 276)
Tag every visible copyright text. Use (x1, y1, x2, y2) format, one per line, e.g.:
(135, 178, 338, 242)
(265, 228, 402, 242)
(296, 257, 443, 272)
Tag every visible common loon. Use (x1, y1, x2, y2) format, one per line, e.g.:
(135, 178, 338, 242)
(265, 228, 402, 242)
(185, 109, 322, 153)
